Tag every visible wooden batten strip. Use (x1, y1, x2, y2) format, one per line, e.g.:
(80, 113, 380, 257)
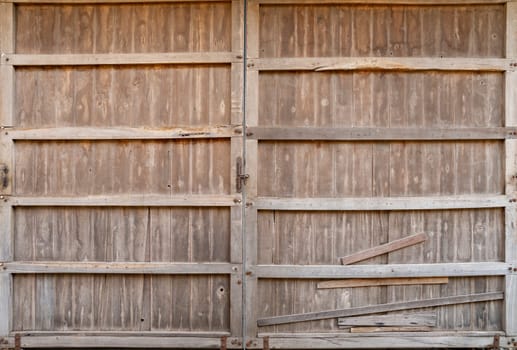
(2, 52, 236, 66)
(317, 277, 448, 289)
(255, 262, 510, 279)
(349, 326, 433, 333)
(258, 0, 509, 4)
(248, 57, 514, 72)
(248, 127, 517, 141)
(340, 233, 427, 265)
(3, 262, 236, 275)
(9, 195, 239, 207)
(7, 126, 240, 140)
(338, 312, 437, 327)
(254, 195, 510, 211)
(256, 292, 504, 326)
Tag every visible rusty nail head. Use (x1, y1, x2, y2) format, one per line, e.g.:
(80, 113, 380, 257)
(246, 271, 252, 276)
(232, 266, 238, 272)
(237, 280, 242, 285)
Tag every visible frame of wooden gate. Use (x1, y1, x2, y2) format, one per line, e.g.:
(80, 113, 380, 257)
(0, 0, 516, 348)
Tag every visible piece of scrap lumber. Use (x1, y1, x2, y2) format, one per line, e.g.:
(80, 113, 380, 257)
(349, 326, 433, 333)
(318, 277, 448, 289)
(256, 292, 503, 326)
(340, 233, 427, 265)
(338, 312, 437, 327)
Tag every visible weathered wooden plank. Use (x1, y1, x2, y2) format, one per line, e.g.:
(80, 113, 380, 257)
(506, 1, 517, 336)
(0, 2, 14, 340)
(318, 277, 448, 289)
(2, 53, 236, 66)
(0, 273, 11, 336)
(9, 195, 238, 207)
(258, 0, 509, 3)
(13, 331, 231, 337)
(7, 126, 240, 140)
(257, 292, 504, 326)
(3, 262, 236, 274)
(248, 127, 517, 140)
(253, 195, 510, 211)
(248, 57, 514, 72)
(17, 336, 231, 348)
(349, 326, 433, 333)
(261, 336, 506, 349)
(230, 0, 244, 339)
(340, 233, 427, 265)
(2, 0, 225, 2)
(338, 312, 437, 327)
(255, 262, 510, 279)
(257, 331, 505, 338)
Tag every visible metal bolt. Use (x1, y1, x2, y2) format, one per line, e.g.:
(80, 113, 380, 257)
(234, 198, 242, 204)
(232, 266, 238, 272)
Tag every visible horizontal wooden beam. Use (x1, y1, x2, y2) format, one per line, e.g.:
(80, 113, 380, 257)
(317, 277, 449, 289)
(2, 262, 238, 274)
(12, 331, 231, 337)
(7, 126, 241, 140)
(253, 195, 510, 211)
(259, 335, 507, 349)
(248, 57, 514, 72)
(258, 0, 509, 4)
(257, 292, 504, 326)
(1, 52, 236, 66)
(349, 326, 433, 333)
(5, 194, 239, 207)
(248, 127, 517, 141)
(12, 336, 238, 349)
(254, 262, 511, 279)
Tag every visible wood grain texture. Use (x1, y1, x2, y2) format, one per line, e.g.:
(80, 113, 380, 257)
(349, 326, 433, 333)
(13, 207, 230, 263)
(259, 5, 505, 58)
(339, 233, 427, 265)
(15, 3, 231, 54)
(318, 278, 448, 289)
(258, 142, 504, 198)
(257, 291, 503, 327)
(258, 72, 504, 128)
(338, 312, 437, 327)
(12, 275, 230, 332)
(14, 140, 230, 196)
(14, 65, 230, 128)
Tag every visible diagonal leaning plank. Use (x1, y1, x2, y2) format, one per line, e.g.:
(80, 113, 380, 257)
(340, 233, 427, 265)
(256, 292, 504, 327)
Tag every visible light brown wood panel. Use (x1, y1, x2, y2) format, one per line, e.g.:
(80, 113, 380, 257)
(14, 65, 231, 128)
(12, 275, 230, 332)
(257, 277, 503, 333)
(13, 207, 230, 263)
(259, 5, 505, 58)
(15, 3, 231, 54)
(258, 72, 504, 127)
(257, 209, 503, 265)
(257, 141, 504, 197)
(14, 140, 230, 196)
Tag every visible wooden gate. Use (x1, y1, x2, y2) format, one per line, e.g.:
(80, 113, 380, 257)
(1, 0, 517, 349)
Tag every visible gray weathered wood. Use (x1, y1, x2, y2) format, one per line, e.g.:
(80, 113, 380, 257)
(248, 127, 517, 141)
(0, 273, 10, 336)
(338, 312, 437, 327)
(340, 233, 427, 265)
(506, 1, 517, 336)
(7, 126, 240, 140)
(318, 277, 448, 289)
(248, 57, 514, 72)
(257, 292, 504, 326)
(255, 262, 510, 279)
(253, 196, 509, 211)
(3, 262, 236, 275)
(9, 195, 238, 207)
(349, 326, 433, 333)
(264, 336, 503, 348)
(1, 52, 236, 66)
